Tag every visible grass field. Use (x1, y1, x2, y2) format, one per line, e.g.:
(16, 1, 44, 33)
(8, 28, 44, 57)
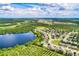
(0, 44, 63, 56)
(52, 39, 61, 46)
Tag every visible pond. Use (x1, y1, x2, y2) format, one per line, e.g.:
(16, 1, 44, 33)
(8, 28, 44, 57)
(0, 32, 36, 48)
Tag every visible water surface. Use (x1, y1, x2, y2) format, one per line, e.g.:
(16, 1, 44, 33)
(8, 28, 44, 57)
(0, 32, 36, 48)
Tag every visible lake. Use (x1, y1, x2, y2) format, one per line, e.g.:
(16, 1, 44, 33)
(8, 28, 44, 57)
(0, 32, 36, 48)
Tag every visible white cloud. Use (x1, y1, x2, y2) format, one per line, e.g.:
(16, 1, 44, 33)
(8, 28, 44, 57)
(1, 5, 15, 11)
(0, 3, 79, 18)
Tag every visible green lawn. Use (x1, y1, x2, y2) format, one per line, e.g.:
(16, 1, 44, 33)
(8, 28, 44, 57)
(52, 39, 61, 46)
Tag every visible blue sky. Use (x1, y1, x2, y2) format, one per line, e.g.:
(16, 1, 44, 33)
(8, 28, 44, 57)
(0, 3, 79, 18)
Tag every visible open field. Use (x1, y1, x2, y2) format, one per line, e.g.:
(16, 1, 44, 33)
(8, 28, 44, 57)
(0, 44, 62, 56)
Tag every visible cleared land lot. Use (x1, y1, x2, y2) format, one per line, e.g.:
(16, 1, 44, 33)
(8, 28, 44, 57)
(0, 45, 62, 56)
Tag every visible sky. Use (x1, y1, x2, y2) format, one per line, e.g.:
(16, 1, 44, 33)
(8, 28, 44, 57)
(0, 3, 79, 18)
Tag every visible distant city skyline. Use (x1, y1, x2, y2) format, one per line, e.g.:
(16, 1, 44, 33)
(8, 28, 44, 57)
(0, 3, 79, 18)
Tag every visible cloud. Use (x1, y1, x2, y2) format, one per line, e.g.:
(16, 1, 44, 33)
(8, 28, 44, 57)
(0, 3, 79, 18)
(0, 5, 15, 11)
